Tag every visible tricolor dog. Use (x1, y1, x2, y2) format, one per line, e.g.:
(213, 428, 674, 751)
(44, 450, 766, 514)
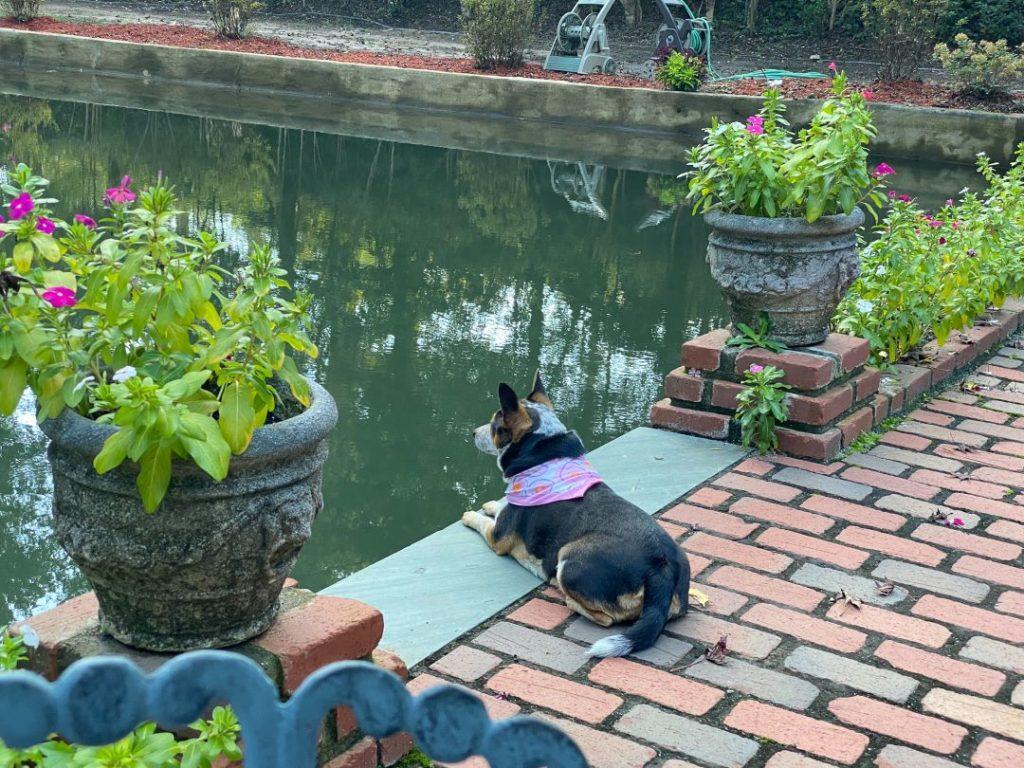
(463, 372, 691, 657)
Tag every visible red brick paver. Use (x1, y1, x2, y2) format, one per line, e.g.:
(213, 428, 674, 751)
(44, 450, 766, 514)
(414, 349, 1024, 768)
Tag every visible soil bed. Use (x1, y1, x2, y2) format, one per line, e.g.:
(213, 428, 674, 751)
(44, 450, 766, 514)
(2, 16, 1021, 113)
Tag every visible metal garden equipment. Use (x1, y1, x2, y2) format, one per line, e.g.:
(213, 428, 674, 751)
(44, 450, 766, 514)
(0, 650, 586, 768)
(544, 0, 712, 75)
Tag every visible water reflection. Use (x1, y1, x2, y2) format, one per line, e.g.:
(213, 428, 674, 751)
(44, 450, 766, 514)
(0, 93, 982, 625)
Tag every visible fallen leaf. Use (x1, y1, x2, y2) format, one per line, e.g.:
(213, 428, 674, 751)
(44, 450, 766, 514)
(689, 587, 711, 608)
(875, 579, 897, 596)
(705, 635, 729, 665)
(830, 589, 862, 615)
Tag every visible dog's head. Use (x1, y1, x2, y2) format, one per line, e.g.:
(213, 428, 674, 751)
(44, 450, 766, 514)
(473, 371, 567, 457)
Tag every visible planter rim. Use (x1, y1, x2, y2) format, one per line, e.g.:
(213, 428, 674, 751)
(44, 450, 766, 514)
(704, 207, 865, 237)
(40, 378, 337, 466)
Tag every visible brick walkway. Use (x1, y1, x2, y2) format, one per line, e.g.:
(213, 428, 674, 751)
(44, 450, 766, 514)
(410, 350, 1024, 768)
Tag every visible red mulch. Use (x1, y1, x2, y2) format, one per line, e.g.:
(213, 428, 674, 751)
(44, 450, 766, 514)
(704, 75, 1023, 113)
(0, 17, 659, 90)
(3, 17, 1021, 112)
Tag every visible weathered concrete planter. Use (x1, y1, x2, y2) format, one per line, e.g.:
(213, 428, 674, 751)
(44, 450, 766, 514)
(40, 381, 338, 652)
(705, 208, 864, 346)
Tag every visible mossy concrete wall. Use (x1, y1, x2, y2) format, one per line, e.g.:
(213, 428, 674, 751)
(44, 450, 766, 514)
(0, 28, 1021, 166)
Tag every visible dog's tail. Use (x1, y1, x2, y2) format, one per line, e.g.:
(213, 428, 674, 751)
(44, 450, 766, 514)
(587, 559, 678, 658)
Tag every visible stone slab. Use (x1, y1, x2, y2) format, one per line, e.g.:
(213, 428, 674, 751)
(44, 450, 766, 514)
(322, 428, 746, 666)
(684, 656, 820, 709)
(789, 563, 909, 607)
(872, 559, 990, 603)
(614, 704, 760, 767)
(784, 646, 919, 703)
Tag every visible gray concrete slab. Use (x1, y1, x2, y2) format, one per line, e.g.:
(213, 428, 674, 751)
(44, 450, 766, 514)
(321, 427, 746, 666)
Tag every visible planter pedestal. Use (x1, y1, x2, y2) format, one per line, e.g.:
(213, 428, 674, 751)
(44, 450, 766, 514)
(10, 584, 413, 768)
(651, 331, 883, 461)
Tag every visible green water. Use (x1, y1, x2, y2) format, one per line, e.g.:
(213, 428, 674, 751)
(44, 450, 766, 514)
(0, 93, 980, 626)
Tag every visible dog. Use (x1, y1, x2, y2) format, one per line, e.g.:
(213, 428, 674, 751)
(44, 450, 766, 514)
(462, 371, 691, 657)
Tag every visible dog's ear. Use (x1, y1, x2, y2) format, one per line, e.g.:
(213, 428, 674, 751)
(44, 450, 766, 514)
(527, 369, 553, 408)
(498, 383, 520, 416)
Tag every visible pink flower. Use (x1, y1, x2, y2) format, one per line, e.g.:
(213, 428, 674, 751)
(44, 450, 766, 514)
(862, 89, 874, 100)
(898, 194, 912, 203)
(952, 221, 959, 230)
(938, 237, 947, 245)
(873, 162, 895, 177)
(945, 198, 954, 206)
(953, 518, 964, 527)
(74, 213, 97, 229)
(748, 364, 765, 374)
(828, 61, 837, 72)
(745, 115, 764, 135)
(929, 219, 943, 228)
(41, 286, 76, 308)
(887, 190, 897, 199)
(35, 216, 54, 235)
(8, 192, 33, 220)
(104, 175, 136, 206)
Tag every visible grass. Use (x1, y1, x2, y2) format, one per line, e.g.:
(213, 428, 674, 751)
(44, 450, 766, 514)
(391, 748, 436, 768)
(839, 414, 906, 458)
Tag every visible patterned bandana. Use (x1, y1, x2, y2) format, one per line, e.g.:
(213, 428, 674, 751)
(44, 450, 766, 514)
(506, 456, 603, 506)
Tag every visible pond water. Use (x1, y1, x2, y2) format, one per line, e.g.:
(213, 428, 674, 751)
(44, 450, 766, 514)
(0, 92, 980, 626)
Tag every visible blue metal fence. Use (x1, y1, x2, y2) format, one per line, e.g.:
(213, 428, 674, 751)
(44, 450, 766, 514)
(0, 650, 586, 768)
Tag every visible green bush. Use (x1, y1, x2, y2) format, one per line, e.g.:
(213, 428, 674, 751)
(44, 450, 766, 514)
(934, 33, 1024, 98)
(1, 0, 39, 22)
(207, 0, 263, 39)
(461, 0, 535, 69)
(943, 0, 1024, 48)
(735, 363, 790, 454)
(655, 51, 707, 91)
(860, 0, 950, 80)
(835, 145, 1024, 366)
(686, 74, 888, 222)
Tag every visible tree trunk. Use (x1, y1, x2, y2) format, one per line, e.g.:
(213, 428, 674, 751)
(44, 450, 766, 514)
(745, 0, 759, 30)
(828, 0, 840, 31)
(704, 0, 717, 21)
(621, 0, 642, 27)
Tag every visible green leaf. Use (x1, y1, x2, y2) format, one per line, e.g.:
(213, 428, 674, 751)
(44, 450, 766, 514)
(41, 271, 77, 291)
(219, 380, 256, 455)
(161, 371, 211, 401)
(137, 444, 172, 513)
(0, 357, 26, 414)
(31, 233, 60, 263)
(180, 412, 231, 481)
(94, 427, 136, 475)
(278, 357, 311, 407)
(12, 240, 33, 273)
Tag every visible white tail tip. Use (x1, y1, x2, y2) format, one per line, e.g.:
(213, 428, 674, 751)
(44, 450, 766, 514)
(588, 634, 633, 658)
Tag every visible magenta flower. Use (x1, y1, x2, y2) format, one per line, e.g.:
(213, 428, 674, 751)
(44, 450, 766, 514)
(104, 175, 136, 206)
(945, 198, 954, 206)
(952, 221, 959, 230)
(35, 216, 54, 235)
(41, 286, 77, 308)
(887, 190, 897, 199)
(8, 192, 34, 220)
(745, 115, 765, 136)
(828, 61, 838, 72)
(748, 364, 765, 374)
(938, 237, 946, 245)
(74, 213, 97, 229)
(953, 517, 964, 527)
(898, 194, 912, 203)
(862, 89, 875, 100)
(929, 219, 943, 228)
(873, 163, 895, 177)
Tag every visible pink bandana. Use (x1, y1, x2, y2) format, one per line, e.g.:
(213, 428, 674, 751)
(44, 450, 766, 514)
(506, 456, 603, 506)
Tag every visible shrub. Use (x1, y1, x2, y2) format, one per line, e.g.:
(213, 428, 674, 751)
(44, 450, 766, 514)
(934, 34, 1024, 98)
(0, 167, 318, 511)
(686, 72, 889, 222)
(735, 364, 789, 453)
(835, 145, 1024, 366)
(656, 51, 707, 92)
(860, 0, 950, 81)
(461, 0, 535, 69)
(207, 0, 262, 39)
(943, 0, 1024, 48)
(1, 0, 39, 22)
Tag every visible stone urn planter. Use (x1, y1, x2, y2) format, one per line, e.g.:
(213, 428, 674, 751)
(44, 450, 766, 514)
(705, 208, 864, 347)
(40, 381, 338, 652)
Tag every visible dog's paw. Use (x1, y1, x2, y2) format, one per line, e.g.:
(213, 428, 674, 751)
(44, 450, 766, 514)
(461, 510, 478, 528)
(481, 500, 505, 518)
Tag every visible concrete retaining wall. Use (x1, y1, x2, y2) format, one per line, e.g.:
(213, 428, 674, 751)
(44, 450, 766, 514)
(0, 28, 1021, 165)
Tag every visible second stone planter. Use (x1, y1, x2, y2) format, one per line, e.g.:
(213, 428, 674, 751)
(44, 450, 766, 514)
(704, 208, 864, 347)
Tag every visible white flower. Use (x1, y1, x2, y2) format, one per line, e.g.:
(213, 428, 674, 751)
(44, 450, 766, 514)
(855, 299, 875, 313)
(959, 186, 970, 195)
(875, 265, 887, 275)
(112, 365, 137, 383)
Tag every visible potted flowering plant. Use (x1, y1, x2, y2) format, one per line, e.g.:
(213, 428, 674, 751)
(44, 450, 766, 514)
(0, 165, 337, 651)
(686, 72, 891, 346)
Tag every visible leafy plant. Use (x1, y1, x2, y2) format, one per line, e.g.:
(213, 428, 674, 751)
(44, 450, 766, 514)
(835, 145, 1024, 366)
(735, 364, 790, 453)
(0, 166, 318, 511)
(206, 0, 262, 38)
(686, 73, 889, 223)
(0, 0, 38, 21)
(934, 34, 1024, 98)
(725, 316, 787, 353)
(860, 0, 950, 80)
(656, 51, 708, 92)
(0, 628, 26, 671)
(461, 0, 535, 69)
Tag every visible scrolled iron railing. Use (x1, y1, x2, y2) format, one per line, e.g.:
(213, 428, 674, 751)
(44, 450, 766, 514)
(0, 650, 586, 768)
